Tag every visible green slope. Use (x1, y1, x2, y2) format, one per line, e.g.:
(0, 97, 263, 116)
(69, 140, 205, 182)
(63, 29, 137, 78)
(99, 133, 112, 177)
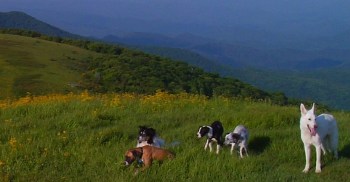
(0, 34, 97, 98)
(0, 31, 291, 105)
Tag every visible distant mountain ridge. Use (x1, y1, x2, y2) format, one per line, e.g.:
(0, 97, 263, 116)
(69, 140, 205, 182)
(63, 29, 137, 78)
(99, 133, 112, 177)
(103, 32, 214, 49)
(103, 32, 350, 70)
(0, 11, 80, 38)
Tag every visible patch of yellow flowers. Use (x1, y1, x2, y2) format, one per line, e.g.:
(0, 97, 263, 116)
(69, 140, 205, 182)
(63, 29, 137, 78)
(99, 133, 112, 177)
(0, 90, 208, 109)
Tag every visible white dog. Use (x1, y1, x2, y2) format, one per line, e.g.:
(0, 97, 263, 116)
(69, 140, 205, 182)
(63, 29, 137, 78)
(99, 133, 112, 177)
(300, 103, 338, 173)
(224, 125, 249, 158)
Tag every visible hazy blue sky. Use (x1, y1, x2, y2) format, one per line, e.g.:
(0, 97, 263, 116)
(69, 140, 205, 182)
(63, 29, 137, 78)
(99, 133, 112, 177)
(1, 0, 350, 46)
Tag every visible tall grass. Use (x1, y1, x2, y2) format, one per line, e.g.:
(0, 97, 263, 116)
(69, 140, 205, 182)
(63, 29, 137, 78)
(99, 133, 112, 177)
(0, 91, 349, 181)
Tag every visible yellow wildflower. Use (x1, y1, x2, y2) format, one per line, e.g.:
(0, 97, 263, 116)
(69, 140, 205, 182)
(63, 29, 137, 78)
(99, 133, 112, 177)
(9, 137, 17, 149)
(0, 160, 5, 167)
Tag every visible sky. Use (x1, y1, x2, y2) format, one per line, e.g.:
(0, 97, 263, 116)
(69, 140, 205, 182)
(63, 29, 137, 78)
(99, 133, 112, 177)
(1, 0, 350, 47)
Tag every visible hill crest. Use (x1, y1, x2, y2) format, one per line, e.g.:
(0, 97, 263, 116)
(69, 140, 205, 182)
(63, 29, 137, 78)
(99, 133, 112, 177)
(0, 11, 79, 38)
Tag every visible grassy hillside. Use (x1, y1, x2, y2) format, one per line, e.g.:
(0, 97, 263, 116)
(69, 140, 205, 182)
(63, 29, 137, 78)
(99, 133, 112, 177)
(0, 92, 349, 181)
(0, 31, 290, 105)
(0, 33, 98, 99)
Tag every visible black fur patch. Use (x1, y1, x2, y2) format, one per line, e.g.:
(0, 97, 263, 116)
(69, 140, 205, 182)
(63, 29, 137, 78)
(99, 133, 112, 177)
(138, 126, 156, 144)
(198, 126, 210, 137)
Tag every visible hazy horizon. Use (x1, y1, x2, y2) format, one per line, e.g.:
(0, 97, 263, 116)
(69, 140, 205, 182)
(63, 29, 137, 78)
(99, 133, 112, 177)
(1, 0, 350, 49)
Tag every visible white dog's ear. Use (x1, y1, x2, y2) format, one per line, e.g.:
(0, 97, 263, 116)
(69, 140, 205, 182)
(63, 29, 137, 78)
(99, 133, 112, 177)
(311, 103, 316, 113)
(300, 103, 307, 116)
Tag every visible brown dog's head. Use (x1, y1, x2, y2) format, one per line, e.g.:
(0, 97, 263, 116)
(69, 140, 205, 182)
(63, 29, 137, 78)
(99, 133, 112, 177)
(124, 148, 143, 166)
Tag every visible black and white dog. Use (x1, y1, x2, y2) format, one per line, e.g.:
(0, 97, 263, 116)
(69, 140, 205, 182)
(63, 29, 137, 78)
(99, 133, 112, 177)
(136, 126, 164, 148)
(197, 121, 224, 154)
(224, 125, 249, 158)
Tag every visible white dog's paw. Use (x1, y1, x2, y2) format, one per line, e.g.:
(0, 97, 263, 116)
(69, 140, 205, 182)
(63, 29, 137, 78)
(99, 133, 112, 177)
(302, 168, 309, 173)
(315, 168, 322, 173)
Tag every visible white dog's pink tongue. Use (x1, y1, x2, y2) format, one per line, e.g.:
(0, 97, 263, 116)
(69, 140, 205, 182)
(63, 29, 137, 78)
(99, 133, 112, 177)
(307, 125, 317, 136)
(310, 127, 317, 136)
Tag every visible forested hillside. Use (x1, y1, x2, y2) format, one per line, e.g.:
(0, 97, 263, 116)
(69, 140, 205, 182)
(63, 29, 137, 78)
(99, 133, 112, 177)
(122, 44, 350, 110)
(0, 29, 289, 105)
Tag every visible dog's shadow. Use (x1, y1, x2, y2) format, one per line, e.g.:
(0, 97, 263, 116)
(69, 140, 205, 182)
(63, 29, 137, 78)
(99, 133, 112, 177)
(340, 143, 350, 158)
(248, 136, 271, 155)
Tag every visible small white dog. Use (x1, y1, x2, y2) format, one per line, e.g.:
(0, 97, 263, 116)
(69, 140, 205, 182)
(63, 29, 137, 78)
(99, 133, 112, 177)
(224, 125, 249, 158)
(300, 103, 338, 173)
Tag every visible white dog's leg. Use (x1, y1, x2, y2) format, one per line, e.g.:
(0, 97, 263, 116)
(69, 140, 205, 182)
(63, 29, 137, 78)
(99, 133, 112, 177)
(239, 146, 244, 158)
(230, 143, 235, 155)
(244, 146, 248, 157)
(315, 145, 322, 173)
(209, 141, 213, 152)
(204, 139, 209, 150)
(303, 144, 311, 173)
(216, 144, 221, 154)
(320, 144, 326, 155)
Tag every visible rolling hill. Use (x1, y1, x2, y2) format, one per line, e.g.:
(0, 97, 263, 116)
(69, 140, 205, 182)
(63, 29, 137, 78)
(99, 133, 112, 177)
(0, 31, 291, 105)
(0, 33, 97, 98)
(0, 11, 80, 38)
(3, 11, 347, 109)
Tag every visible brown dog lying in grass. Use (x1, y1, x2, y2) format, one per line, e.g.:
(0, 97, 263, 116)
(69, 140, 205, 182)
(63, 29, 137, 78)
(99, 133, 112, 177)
(124, 145, 175, 171)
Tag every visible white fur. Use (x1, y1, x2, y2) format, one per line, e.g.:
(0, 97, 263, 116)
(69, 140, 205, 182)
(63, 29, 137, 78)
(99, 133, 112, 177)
(224, 125, 249, 158)
(136, 137, 165, 148)
(300, 103, 338, 173)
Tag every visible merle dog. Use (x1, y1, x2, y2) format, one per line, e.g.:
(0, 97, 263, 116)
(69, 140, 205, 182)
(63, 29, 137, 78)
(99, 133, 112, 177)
(137, 126, 164, 148)
(197, 121, 224, 154)
(224, 125, 249, 158)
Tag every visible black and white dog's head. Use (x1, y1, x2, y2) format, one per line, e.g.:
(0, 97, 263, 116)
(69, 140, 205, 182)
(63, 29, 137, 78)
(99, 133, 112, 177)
(197, 121, 223, 140)
(137, 126, 165, 148)
(138, 126, 156, 144)
(197, 126, 213, 138)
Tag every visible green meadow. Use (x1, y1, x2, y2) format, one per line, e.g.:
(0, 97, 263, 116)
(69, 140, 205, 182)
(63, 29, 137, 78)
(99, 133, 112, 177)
(0, 34, 98, 99)
(0, 92, 349, 181)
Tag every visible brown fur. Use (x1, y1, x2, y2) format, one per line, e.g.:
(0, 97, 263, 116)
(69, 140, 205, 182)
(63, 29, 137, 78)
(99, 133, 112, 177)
(124, 145, 175, 171)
